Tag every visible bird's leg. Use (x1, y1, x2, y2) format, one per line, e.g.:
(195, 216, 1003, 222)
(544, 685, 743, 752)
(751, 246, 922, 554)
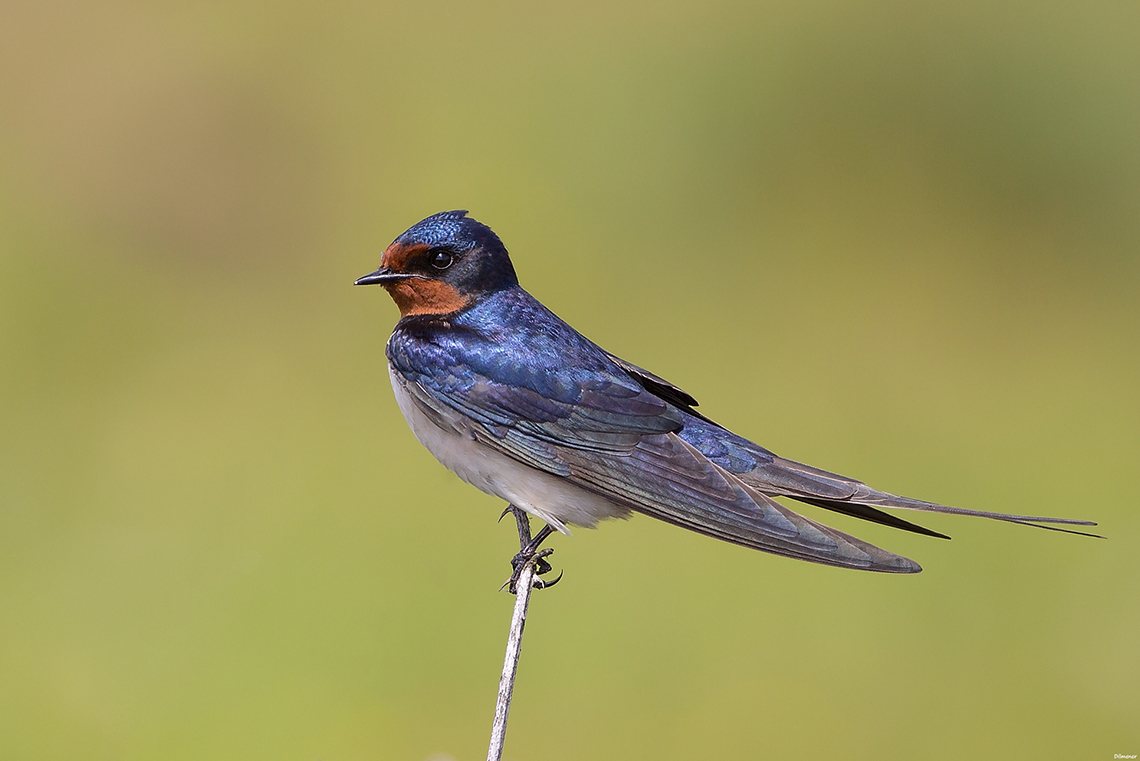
(500, 505, 562, 593)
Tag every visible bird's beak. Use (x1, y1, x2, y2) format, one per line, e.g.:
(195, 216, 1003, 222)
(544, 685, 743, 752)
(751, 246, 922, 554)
(354, 266, 414, 286)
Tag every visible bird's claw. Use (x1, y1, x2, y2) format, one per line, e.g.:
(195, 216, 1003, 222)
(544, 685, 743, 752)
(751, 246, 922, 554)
(534, 569, 564, 590)
(503, 547, 560, 594)
(500, 505, 562, 593)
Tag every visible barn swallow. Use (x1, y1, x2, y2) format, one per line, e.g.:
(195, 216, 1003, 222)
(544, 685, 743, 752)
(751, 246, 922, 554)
(356, 210, 1098, 582)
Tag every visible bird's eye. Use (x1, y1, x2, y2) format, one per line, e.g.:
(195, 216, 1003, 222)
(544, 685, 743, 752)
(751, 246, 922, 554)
(429, 251, 454, 270)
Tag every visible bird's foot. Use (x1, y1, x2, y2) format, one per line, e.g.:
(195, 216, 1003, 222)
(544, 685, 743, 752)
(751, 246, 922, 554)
(503, 547, 563, 593)
(501, 508, 562, 593)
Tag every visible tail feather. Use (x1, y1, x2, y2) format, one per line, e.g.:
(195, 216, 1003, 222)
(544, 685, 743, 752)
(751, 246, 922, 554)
(794, 497, 950, 539)
(739, 455, 1103, 539)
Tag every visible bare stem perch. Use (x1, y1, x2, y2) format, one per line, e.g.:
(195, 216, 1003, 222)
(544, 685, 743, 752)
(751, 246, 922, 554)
(487, 506, 541, 761)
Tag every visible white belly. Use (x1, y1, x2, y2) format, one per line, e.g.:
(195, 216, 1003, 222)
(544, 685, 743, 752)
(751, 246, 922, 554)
(389, 365, 629, 533)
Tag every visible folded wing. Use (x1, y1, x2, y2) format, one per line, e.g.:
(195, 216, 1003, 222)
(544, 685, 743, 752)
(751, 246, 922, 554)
(396, 368, 924, 573)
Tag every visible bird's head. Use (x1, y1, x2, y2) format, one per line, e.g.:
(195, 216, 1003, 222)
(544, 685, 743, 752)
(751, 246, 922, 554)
(355, 210, 518, 317)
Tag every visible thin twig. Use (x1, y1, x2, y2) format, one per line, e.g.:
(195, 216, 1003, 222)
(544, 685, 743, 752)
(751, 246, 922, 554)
(487, 506, 539, 761)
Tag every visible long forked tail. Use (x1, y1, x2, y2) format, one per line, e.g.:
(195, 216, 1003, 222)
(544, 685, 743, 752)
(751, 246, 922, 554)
(609, 353, 1101, 541)
(739, 455, 1103, 539)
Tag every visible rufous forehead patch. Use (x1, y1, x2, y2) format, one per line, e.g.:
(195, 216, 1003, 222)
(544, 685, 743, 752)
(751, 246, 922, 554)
(380, 242, 429, 273)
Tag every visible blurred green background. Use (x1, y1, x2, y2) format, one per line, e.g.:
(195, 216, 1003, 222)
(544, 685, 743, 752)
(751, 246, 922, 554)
(1, 1, 1137, 759)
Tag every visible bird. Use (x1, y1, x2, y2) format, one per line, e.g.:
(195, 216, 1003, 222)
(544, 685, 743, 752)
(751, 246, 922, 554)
(356, 210, 1098, 582)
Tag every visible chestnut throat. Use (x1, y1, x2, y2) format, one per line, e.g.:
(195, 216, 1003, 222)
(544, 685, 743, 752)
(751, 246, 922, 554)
(385, 279, 471, 317)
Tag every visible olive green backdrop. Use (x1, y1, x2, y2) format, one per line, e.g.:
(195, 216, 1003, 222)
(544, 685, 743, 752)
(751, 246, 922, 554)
(1, 1, 1136, 759)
